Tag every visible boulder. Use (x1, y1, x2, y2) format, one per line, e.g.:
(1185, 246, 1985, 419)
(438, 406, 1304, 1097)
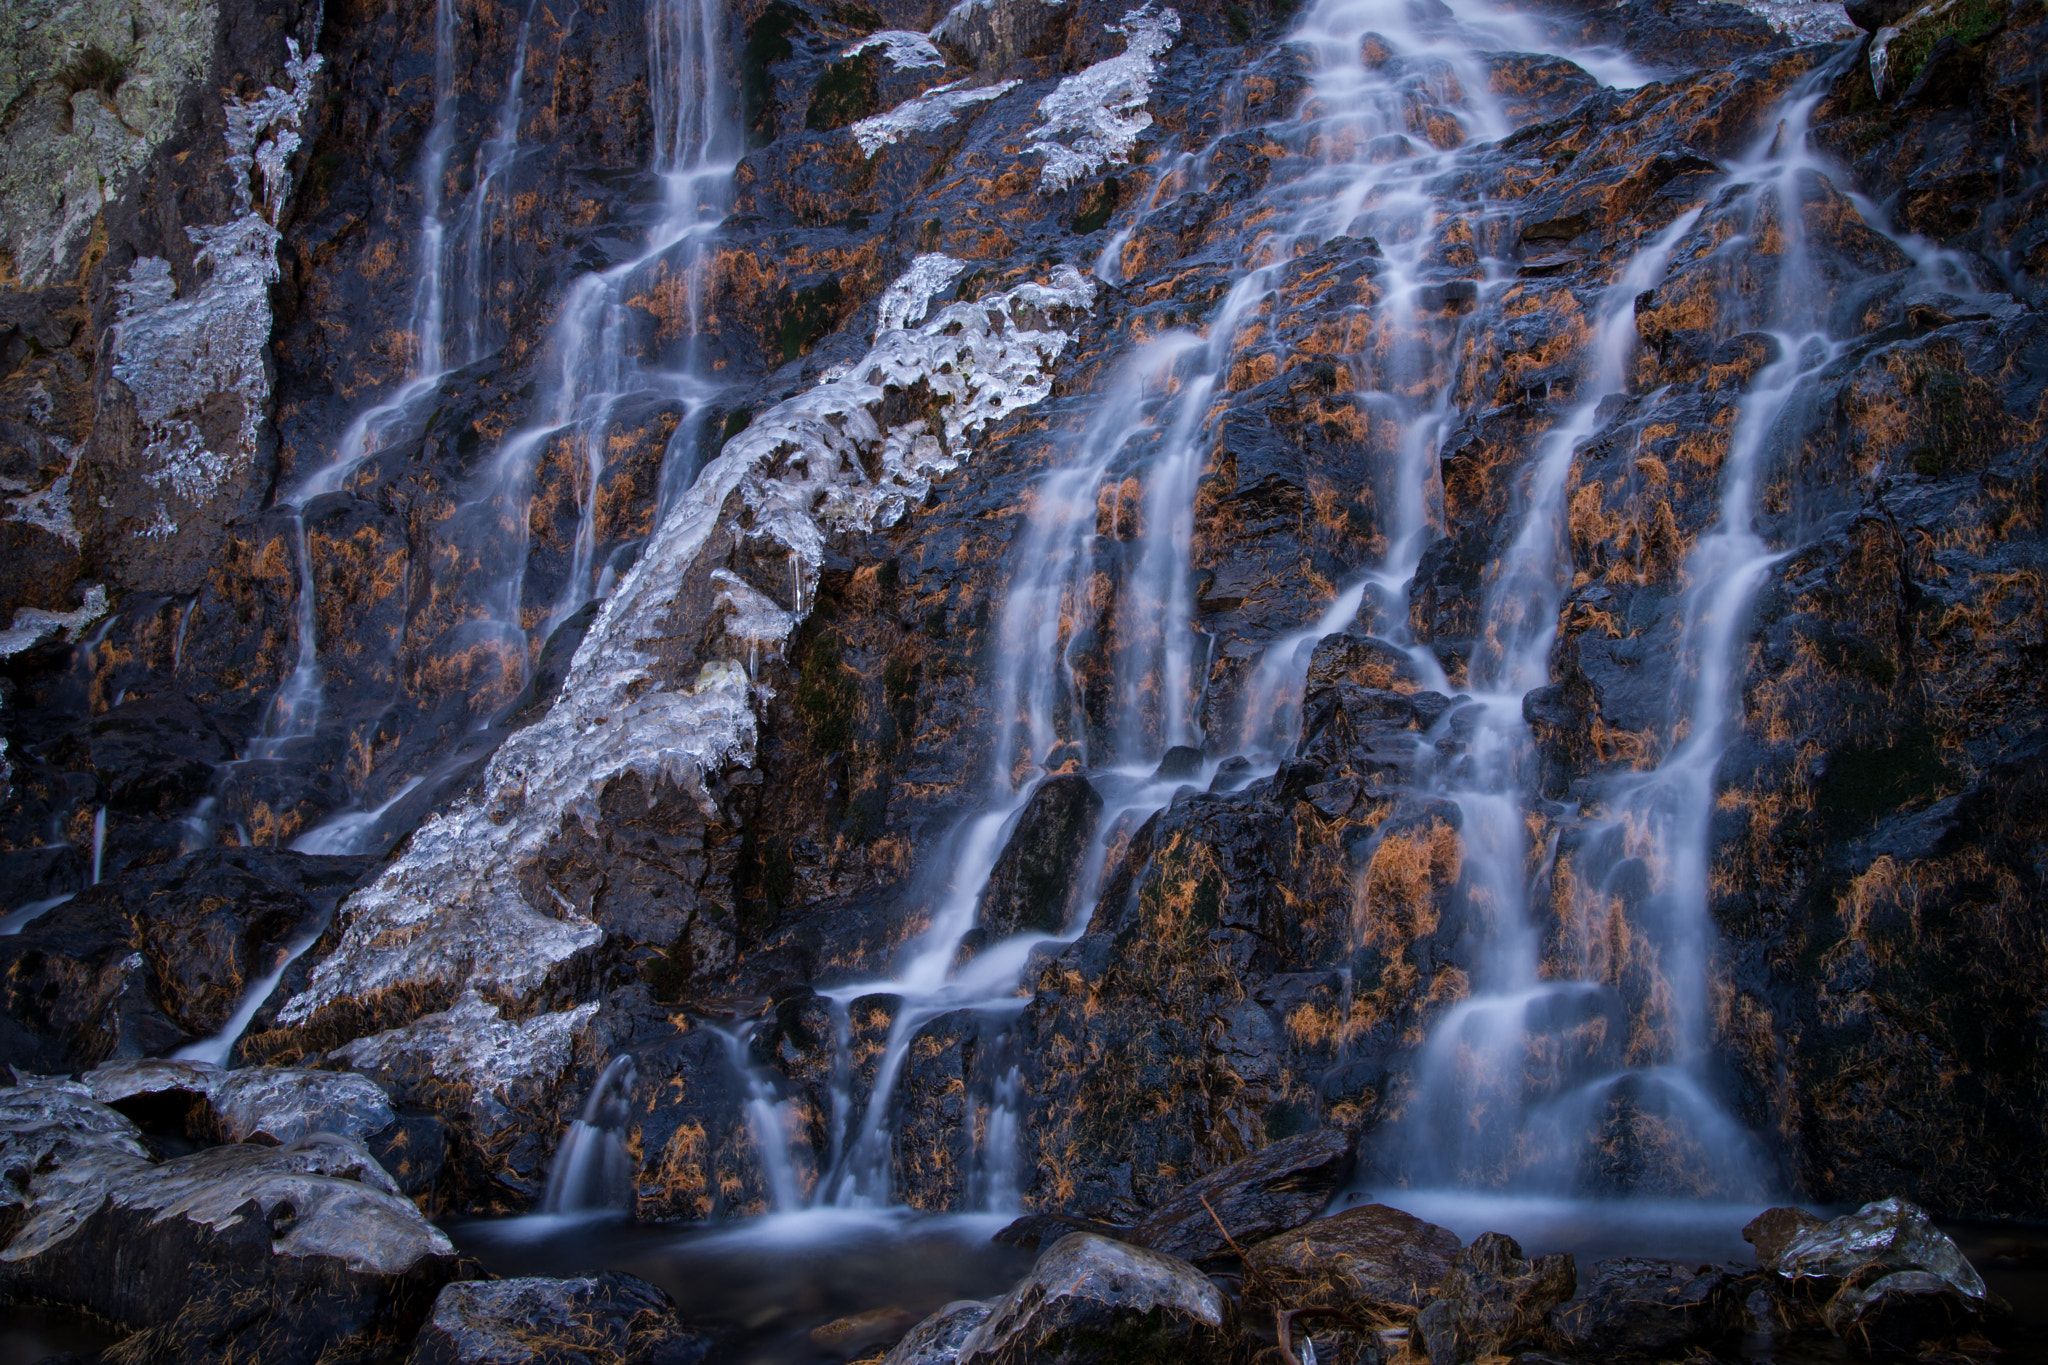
(1243, 1203, 1461, 1313)
(1411, 1233, 1575, 1364)
(976, 774, 1103, 942)
(407, 1272, 712, 1365)
(882, 1299, 994, 1365)
(956, 1232, 1240, 1365)
(0, 1079, 456, 1364)
(1130, 1131, 1356, 1264)
(1551, 1258, 1743, 1358)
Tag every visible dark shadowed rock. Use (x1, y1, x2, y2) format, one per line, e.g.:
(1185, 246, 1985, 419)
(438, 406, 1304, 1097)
(1130, 1130, 1355, 1263)
(956, 1233, 1240, 1365)
(994, 1212, 1134, 1254)
(1552, 1258, 1743, 1358)
(1412, 1233, 1574, 1363)
(976, 775, 1103, 942)
(1742, 1205, 1828, 1268)
(408, 1272, 713, 1365)
(1152, 746, 1205, 782)
(1244, 1203, 1461, 1313)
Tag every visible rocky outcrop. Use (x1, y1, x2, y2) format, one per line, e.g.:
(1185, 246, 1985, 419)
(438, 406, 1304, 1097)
(975, 774, 1103, 943)
(0, 1078, 457, 1363)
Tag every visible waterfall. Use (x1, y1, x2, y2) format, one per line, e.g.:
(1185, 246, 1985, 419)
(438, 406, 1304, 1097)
(719, 0, 1624, 1217)
(541, 1055, 642, 1214)
(1381, 48, 1988, 1197)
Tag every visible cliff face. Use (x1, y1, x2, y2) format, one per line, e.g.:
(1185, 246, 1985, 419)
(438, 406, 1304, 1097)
(0, 0, 2042, 1232)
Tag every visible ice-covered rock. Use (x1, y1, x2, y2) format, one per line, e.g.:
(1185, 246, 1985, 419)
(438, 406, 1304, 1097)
(881, 1299, 995, 1365)
(852, 79, 1020, 156)
(110, 39, 322, 541)
(957, 1232, 1236, 1365)
(0, 1078, 454, 1364)
(408, 1272, 711, 1365)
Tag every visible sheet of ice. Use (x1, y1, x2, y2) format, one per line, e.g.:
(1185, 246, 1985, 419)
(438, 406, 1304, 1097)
(0, 584, 108, 658)
(1026, 5, 1179, 191)
(4, 442, 80, 547)
(876, 253, 969, 334)
(851, 79, 1019, 156)
(1734, 0, 1858, 44)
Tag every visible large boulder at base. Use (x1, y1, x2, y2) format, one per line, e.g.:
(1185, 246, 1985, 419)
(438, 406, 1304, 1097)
(1412, 1233, 1575, 1364)
(1244, 1203, 1461, 1313)
(881, 1299, 995, 1365)
(1750, 1198, 1988, 1348)
(408, 1272, 713, 1365)
(957, 1232, 1241, 1365)
(1551, 1258, 1744, 1358)
(0, 1080, 457, 1364)
(1129, 1131, 1356, 1263)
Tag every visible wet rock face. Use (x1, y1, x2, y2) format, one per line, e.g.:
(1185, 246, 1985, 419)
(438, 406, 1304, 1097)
(0, 0, 2038, 1267)
(956, 1232, 1241, 1365)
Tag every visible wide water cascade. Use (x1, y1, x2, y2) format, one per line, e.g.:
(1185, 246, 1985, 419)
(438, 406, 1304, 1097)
(686, 0, 1795, 1218)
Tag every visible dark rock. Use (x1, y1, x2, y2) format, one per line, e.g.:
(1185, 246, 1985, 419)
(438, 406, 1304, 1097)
(1152, 746, 1206, 782)
(993, 1213, 1133, 1253)
(1244, 1203, 1461, 1312)
(1130, 1130, 1356, 1264)
(956, 1233, 1240, 1365)
(1551, 1258, 1743, 1358)
(1412, 1234, 1575, 1364)
(407, 1272, 713, 1365)
(977, 775, 1103, 941)
(1742, 1205, 1827, 1269)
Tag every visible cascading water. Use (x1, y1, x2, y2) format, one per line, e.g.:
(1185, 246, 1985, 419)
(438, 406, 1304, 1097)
(542, 1055, 643, 1214)
(718, 0, 1646, 1218)
(1380, 52, 1989, 1200)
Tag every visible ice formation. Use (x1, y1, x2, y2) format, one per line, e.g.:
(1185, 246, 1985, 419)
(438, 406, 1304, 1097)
(0, 584, 108, 658)
(845, 30, 948, 68)
(2, 441, 79, 546)
(280, 262, 1098, 1083)
(875, 253, 970, 334)
(109, 40, 321, 536)
(851, 79, 1020, 157)
(1026, 5, 1179, 191)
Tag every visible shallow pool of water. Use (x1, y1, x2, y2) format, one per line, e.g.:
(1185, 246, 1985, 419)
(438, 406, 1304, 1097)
(447, 1208, 1035, 1365)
